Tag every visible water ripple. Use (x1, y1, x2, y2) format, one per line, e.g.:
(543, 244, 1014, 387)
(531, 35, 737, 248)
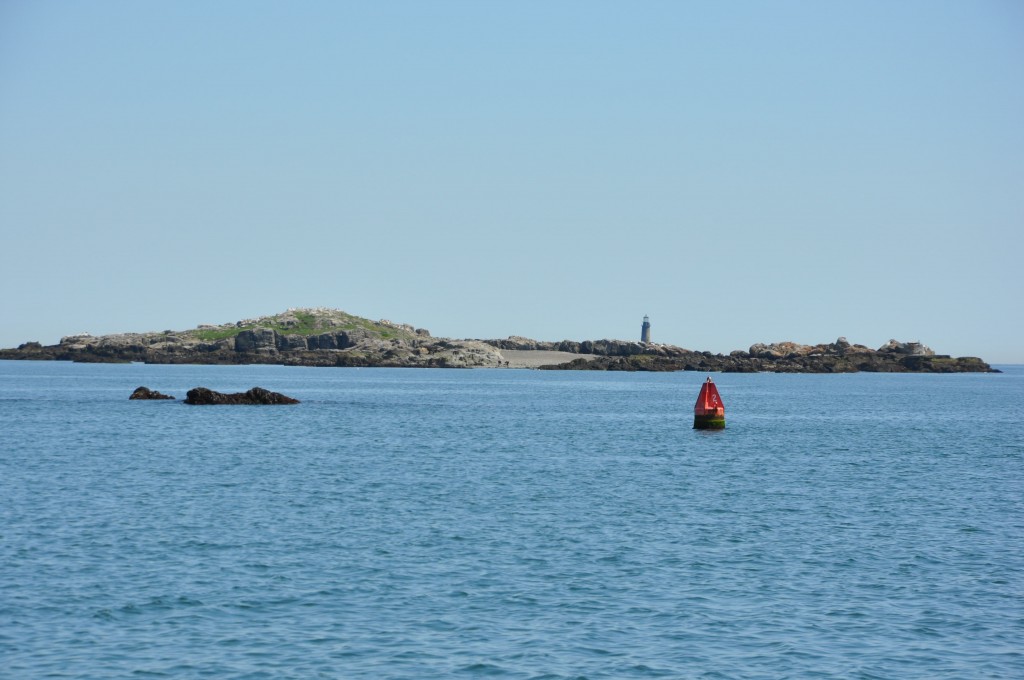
(1, 363, 1022, 678)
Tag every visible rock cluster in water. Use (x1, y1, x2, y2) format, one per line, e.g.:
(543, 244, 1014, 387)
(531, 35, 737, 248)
(183, 387, 300, 405)
(0, 309, 997, 373)
(129, 386, 175, 400)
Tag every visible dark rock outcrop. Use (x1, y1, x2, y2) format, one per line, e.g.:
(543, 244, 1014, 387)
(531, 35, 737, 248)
(129, 386, 175, 400)
(183, 386, 300, 405)
(234, 328, 277, 352)
(277, 333, 308, 351)
(537, 337, 997, 373)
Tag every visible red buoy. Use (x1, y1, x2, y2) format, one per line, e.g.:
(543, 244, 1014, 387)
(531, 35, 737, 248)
(693, 377, 725, 429)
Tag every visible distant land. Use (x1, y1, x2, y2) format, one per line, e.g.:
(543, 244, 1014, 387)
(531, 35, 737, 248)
(0, 308, 997, 373)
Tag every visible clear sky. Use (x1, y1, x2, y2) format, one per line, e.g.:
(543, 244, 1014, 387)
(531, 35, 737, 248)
(2, 1, 1022, 362)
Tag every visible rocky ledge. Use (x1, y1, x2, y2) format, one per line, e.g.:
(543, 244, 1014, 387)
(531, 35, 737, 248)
(0, 309, 997, 373)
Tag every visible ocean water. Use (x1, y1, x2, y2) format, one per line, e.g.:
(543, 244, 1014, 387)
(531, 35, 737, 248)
(1, 360, 1021, 679)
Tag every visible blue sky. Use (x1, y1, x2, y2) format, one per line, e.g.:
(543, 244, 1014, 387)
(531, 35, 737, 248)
(2, 1, 1022, 362)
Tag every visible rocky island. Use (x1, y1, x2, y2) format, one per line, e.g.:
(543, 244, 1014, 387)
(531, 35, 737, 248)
(0, 307, 996, 373)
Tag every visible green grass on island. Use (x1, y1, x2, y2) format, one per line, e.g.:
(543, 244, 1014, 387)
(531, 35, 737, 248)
(188, 309, 416, 342)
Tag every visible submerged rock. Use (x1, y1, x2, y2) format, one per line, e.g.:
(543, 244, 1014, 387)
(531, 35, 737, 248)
(129, 386, 175, 400)
(184, 386, 300, 405)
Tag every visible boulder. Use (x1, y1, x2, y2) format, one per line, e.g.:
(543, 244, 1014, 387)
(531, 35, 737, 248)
(311, 333, 334, 350)
(611, 340, 647, 356)
(184, 386, 300, 405)
(496, 336, 540, 350)
(749, 341, 812, 359)
(277, 334, 308, 351)
(129, 386, 175, 400)
(60, 333, 93, 346)
(340, 329, 369, 348)
(878, 339, 935, 356)
(234, 328, 277, 352)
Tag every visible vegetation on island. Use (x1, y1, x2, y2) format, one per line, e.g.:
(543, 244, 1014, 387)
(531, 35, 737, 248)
(188, 309, 419, 342)
(0, 308, 998, 373)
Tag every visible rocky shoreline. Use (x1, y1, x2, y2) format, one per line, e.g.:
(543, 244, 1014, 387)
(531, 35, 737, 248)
(0, 308, 997, 373)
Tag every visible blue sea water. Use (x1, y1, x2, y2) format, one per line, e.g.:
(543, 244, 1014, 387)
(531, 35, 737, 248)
(1, 360, 1021, 679)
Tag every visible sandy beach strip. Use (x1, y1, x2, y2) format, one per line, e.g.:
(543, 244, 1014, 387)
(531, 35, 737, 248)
(495, 349, 599, 369)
